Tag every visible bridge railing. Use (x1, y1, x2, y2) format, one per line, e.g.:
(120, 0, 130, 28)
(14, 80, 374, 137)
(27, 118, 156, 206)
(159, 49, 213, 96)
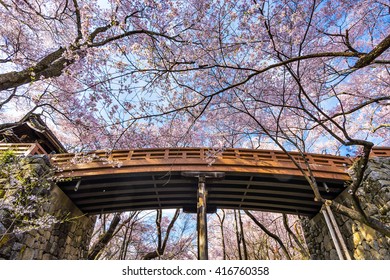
(50, 147, 353, 169)
(2, 144, 389, 180)
(370, 147, 390, 157)
(2, 144, 388, 168)
(50, 147, 390, 163)
(0, 143, 47, 156)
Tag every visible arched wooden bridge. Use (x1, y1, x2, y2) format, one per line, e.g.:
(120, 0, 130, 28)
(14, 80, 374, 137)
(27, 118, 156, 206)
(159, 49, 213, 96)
(42, 145, 390, 216)
(2, 144, 389, 217)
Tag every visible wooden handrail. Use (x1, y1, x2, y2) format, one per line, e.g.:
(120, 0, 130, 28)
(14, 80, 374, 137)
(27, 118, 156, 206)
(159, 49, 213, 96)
(2, 144, 388, 182)
(0, 143, 47, 156)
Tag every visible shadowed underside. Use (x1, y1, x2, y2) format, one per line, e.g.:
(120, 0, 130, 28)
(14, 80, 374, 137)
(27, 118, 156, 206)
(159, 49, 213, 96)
(2, 144, 389, 217)
(57, 171, 346, 216)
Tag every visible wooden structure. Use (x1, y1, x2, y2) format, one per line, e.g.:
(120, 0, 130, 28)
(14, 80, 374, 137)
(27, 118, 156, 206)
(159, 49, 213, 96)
(0, 114, 66, 154)
(2, 143, 388, 217)
(1, 143, 390, 260)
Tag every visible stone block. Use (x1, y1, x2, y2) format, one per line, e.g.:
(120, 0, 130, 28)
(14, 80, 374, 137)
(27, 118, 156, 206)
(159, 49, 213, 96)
(37, 249, 43, 259)
(379, 248, 389, 256)
(0, 222, 7, 235)
(43, 253, 55, 260)
(363, 204, 378, 216)
(58, 238, 65, 247)
(329, 249, 338, 260)
(50, 242, 58, 255)
(12, 242, 24, 251)
(371, 240, 380, 251)
(24, 235, 36, 248)
(58, 247, 65, 257)
(346, 237, 354, 251)
(323, 234, 333, 251)
(10, 250, 20, 259)
(39, 236, 45, 243)
(361, 226, 376, 242)
(370, 249, 381, 260)
(362, 241, 370, 251)
(369, 170, 389, 181)
(21, 247, 35, 260)
(0, 239, 13, 257)
(353, 232, 362, 246)
(354, 245, 365, 260)
(0, 210, 12, 228)
(316, 234, 323, 243)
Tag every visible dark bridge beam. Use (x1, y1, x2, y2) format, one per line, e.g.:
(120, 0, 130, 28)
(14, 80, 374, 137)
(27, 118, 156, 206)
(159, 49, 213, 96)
(56, 171, 345, 216)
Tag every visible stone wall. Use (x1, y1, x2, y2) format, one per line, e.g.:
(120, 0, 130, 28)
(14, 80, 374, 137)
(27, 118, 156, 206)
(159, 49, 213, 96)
(0, 155, 95, 260)
(302, 157, 390, 260)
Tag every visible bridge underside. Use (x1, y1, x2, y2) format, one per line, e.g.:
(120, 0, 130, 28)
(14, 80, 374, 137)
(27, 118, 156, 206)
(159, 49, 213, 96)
(58, 171, 346, 217)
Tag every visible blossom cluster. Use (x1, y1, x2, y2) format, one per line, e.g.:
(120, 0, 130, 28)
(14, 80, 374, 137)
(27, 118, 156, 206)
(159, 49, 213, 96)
(0, 151, 59, 235)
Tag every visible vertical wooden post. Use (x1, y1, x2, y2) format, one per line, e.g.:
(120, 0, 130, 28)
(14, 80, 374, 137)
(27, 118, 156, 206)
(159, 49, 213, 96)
(325, 205, 352, 260)
(197, 176, 208, 260)
(182, 171, 224, 260)
(322, 208, 344, 259)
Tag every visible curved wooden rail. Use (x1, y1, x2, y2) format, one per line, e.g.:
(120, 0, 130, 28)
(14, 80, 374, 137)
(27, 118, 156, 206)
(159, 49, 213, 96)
(2, 144, 389, 216)
(51, 147, 355, 181)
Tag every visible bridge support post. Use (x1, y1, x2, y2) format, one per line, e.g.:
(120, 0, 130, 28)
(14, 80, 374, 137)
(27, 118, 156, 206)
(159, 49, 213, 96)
(321, 207, 345, 259)
(182, 171, 225, 260)
(197, 176, 208, 260)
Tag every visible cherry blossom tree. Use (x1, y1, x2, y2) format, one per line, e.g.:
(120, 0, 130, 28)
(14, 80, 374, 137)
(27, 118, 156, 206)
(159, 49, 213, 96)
(0, 0, 214, 149)
(88, 210, 196, 260)
(1, 1, 388, 151)
(142, 0, 390, 235)
(208, 210, 308, 260)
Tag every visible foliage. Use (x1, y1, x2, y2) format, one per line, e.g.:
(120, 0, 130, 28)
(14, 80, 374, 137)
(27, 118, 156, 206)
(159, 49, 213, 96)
(90, 211, 196, 260)
(0, 0, 387, 151)
(0, 150, 59, 235)
(208, 210, 309, 260)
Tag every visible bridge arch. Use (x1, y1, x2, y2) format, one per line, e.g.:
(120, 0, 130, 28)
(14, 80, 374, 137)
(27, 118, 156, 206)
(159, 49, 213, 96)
(52, 147, 354, 216)
(1, 143, 389, 260)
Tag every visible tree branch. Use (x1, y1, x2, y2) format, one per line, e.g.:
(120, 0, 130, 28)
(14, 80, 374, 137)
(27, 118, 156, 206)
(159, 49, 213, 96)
(88, 213, 121, 260)
(354, 33, 390, 68)
(245, 210, 291, 260)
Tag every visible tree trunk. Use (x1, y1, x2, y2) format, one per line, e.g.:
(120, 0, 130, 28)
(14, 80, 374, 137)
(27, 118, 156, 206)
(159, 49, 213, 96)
(282, 214, 309, 259)
(238, 210, 248, 260)
(142, 209, 180, 260)
(216, 210, 227, 260)
(245, 210, 291, 260)
(88, 213, 121, 260)
(234, 210, 243, 260)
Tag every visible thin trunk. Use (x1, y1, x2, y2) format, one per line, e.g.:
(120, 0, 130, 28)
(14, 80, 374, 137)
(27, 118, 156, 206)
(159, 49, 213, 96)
(328, 200, 390, 237)
(245, 210, 291, 260)
(238, 210, 248, 260)
(142, 209, 180, 260)
(216, 210, 227, 260)
(88, 213, 121, 260)
(123, 223, 135, 260)
(103, 214, 106, 234)
(234, 210, 243, 260)
(282, 214, 310, 259)
(119, 223, 130, 259)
